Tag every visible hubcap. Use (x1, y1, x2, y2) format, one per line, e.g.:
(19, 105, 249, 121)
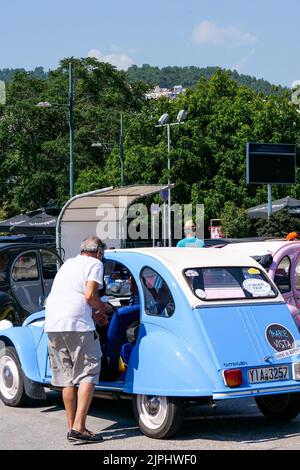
(0, 355, 19, 400)
(137, 395, 168, 430)
(3, 366, 13, 388)
(145, 396, 160, 415)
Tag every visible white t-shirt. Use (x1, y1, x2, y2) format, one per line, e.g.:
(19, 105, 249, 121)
(44, 254, 103, 332)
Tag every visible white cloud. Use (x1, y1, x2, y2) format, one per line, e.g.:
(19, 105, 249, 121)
(192, 20, 257, 47)
(87, 48, 133, 70)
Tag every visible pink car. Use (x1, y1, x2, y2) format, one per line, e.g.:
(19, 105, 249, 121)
(222, 240, 300, 330)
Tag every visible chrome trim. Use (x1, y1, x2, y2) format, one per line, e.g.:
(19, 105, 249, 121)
(213, 384, 300, 399)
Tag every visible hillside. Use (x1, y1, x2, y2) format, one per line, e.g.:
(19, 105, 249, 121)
(0, 63, 288, 96)
(126, 64, 288, 96)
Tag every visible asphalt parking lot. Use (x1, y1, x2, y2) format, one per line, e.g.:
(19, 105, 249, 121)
(1, 392, 300, 451)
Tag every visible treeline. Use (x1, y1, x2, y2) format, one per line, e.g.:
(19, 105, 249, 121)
(1, 64, 288, 97)
(127, 64, 287, 96)
(0, 66, 47, 83)
(0, 57, 299, 236)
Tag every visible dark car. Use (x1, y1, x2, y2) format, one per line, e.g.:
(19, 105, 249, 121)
(0, 243, 62, 325)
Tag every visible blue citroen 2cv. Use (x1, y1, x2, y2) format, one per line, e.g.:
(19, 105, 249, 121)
(1, 248, 300, 439)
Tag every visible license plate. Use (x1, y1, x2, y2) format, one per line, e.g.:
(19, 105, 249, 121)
(248, 366, 289, 383)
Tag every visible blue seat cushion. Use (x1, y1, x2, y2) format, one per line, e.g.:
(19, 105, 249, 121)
(105, 304, 140, 369)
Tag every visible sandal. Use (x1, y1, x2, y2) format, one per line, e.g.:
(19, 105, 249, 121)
(67, 429, 104, 443)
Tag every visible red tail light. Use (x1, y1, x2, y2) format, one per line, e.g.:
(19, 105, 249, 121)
(224, 369, 243, 387)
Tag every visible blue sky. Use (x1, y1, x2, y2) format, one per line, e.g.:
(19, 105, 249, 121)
(1, 0, 300, 87)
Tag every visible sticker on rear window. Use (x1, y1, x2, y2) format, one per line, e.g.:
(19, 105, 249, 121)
(243, 278, 271, 296)
(185, 269, 199, 277)
(247, 268, 260, 274)
(195, 289, 206, 299)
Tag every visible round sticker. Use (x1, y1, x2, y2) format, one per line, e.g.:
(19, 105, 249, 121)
(185, 269, 199, 277)
(195, 289, 206, 299)
(243, 278, 271, 296)
(266, 324, 295, 352)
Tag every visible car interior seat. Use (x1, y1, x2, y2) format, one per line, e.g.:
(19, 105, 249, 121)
(102, 304, 140, 380)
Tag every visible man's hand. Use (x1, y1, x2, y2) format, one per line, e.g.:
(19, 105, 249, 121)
(92, 311, 109, 326)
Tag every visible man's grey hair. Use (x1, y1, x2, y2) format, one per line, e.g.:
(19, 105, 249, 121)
(80, 236, 105, 254)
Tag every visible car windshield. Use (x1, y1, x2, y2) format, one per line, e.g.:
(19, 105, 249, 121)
(183, 266, 277, 301)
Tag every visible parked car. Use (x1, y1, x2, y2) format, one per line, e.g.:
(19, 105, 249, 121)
(222, 240, 300, 330)
(1, 248, 300, 439)
(0, 243, 62, 325)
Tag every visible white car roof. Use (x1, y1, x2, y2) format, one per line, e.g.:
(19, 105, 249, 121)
(109, 247, 261, 269)
(107, 247, 282, 307)
(222, 240, 297, 257)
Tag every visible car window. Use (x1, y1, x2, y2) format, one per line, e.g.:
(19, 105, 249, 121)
(104, 260, 132, 301)
(11, 252, 39, 282)
(294, 257, 300, 291)
(184, 266, 277, 301)
(140, 266, 175, 317)
(274, 256, 291, 294)
(41, 250, 62, 280)
(0, 254, 9, 282)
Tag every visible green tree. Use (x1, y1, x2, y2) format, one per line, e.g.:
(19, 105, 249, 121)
(220, 201, 252, 238)
(255, 209, 300, 237)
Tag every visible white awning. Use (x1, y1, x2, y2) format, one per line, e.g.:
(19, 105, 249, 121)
(57, 184, 172, 259)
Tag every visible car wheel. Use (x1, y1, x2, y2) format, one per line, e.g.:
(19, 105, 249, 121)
(0, 346, 28, 406)
(132, 394, 184, 439)
(255, 393, 300, 421)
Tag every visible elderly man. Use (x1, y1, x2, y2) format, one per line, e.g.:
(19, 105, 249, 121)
(45, 236, 108, 443)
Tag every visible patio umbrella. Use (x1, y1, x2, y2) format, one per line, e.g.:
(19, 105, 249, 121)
(11, 212, 57, 235)
(246, 196, 300, 219)
(0, 213, 31, 232)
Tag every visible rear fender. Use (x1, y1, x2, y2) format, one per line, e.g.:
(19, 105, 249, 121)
(123, 324, 214, 397)
(0, 326, 43, 383)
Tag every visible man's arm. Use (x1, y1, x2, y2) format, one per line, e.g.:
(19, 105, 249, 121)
(85, 280, 106, 309)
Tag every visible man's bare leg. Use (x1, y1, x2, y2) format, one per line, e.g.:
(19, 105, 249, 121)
(71, 382, 94, 433)
(62, 386, 77, 431)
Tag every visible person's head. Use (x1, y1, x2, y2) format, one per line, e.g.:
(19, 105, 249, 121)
(286, 231, 300, 241)
(184, 219, 196, 237)
(80, 236, 105, 259)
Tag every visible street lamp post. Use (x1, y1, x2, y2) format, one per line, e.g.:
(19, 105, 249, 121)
(119, 113, 124, 187)
(156, 109, 187, 247)
(92, 113, 125, 187)
(37, 62, 74, 199)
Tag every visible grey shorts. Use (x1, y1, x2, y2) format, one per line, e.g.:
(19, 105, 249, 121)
(47, 331, 102, 387)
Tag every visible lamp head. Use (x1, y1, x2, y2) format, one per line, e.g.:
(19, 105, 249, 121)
(177, 109, 187, 123)
(158, 113, 169, 126)
(36, 101, 52, 107)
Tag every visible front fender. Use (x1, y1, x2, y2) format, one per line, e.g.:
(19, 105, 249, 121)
(0, 326, 43, 383)
(124, 324, 214, 397)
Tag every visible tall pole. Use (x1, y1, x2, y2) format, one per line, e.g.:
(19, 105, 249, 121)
(167, 124, 171, 247)
(120, 113, 124, 187)
(68, 62, 74, 198)
(267, 184, 272, 218)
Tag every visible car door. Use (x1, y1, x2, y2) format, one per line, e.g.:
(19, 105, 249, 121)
(39, 249, 62, 303)
(291, 253, 300, 328)
(10, 250, 44, 317)
(273, 253, 300, 330)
